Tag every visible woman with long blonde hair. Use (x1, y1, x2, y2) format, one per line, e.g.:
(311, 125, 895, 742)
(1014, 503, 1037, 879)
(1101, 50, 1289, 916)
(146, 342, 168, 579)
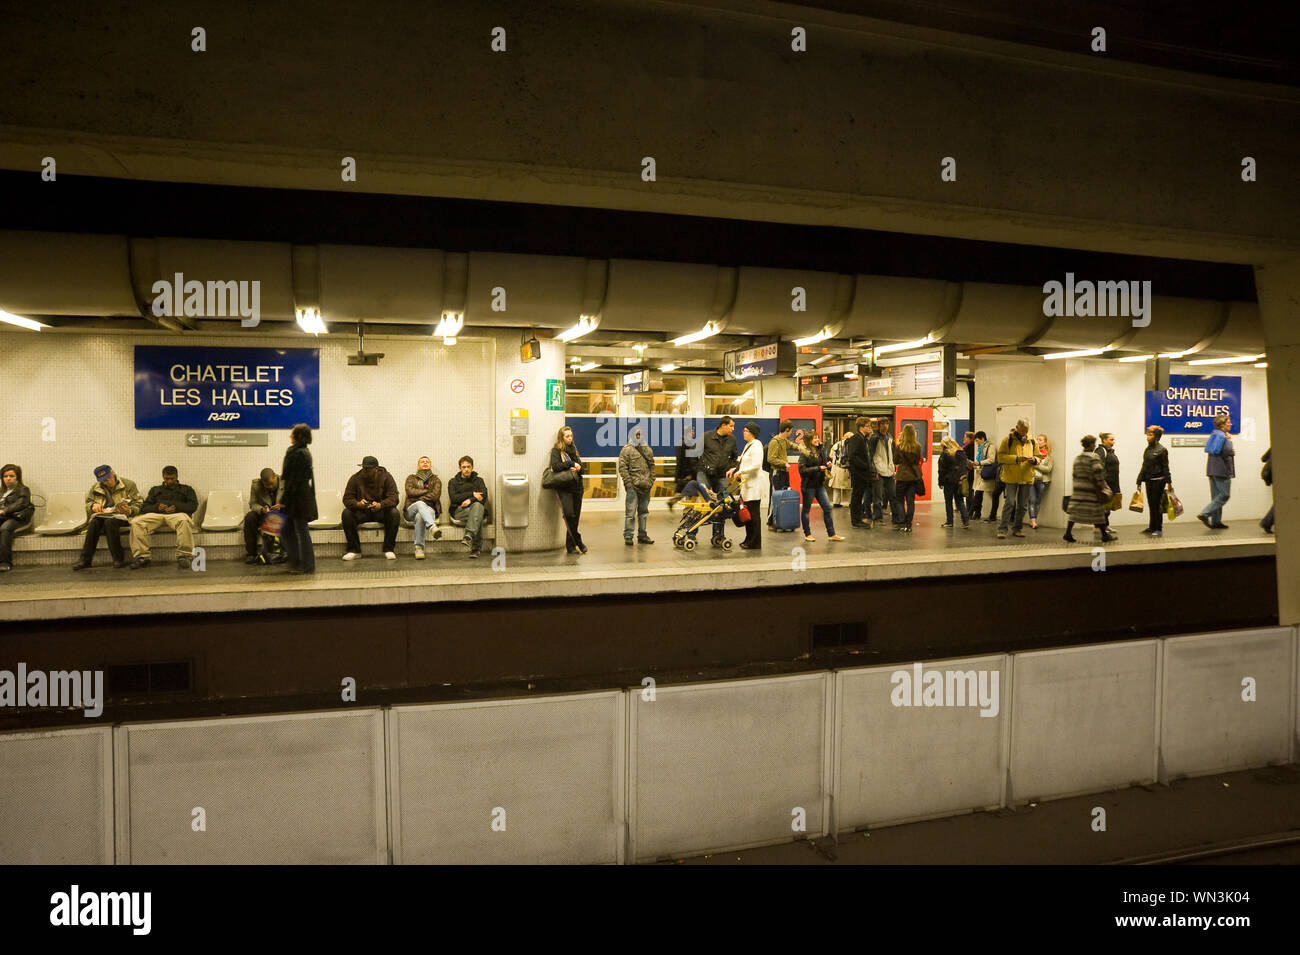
(893, 424, 925, 532)
(1029, 433, 1053, 529)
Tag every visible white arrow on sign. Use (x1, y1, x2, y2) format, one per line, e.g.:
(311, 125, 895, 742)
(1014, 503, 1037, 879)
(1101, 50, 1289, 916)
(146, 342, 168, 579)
(187, 434, 200, 446)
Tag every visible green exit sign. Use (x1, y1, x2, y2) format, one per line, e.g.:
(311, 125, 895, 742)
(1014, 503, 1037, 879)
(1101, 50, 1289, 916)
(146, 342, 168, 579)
(546, 379, 565, 411)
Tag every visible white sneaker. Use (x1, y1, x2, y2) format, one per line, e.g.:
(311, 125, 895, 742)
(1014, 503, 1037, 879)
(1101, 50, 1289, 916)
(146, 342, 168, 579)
(342, 551, 361, 561)
(385, 551, 397, 560)
(414, 546, 425, 560)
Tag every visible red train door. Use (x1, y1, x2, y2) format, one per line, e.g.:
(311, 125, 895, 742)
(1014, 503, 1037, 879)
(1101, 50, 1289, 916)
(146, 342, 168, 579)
(779, 405, 823, 495)
(894, 406, 933, 502)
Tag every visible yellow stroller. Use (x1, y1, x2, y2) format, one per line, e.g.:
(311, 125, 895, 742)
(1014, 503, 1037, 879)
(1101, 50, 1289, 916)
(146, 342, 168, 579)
(671, 477, 743, 551)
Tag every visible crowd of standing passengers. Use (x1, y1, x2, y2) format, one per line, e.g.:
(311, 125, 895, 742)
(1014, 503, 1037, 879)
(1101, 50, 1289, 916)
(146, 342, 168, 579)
(0, 414, 1277, 573)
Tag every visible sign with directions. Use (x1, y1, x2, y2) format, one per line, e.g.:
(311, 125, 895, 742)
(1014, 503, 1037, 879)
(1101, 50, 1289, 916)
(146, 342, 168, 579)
(185, 433, 269, 447)
(546, 379, 566, 410)
(724, 342, 795, 382)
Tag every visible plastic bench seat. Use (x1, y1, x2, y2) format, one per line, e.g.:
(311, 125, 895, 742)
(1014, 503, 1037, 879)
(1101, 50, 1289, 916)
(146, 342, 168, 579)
(34, 492, 89, 535)
(200, 490, 245, 530)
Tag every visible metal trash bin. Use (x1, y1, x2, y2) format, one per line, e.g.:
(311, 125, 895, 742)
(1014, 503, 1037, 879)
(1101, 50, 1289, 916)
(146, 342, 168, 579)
(500, 474, 529, 528)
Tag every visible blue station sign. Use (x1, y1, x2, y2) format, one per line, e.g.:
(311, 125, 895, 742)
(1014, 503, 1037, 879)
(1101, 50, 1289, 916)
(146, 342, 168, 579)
(134, 345, 321, 430)
(1144, 374, 1241, 436)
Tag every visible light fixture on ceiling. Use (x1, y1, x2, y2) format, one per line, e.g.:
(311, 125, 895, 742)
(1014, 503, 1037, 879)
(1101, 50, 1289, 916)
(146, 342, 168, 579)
(1042, 348, 1105, 360)
(659, 363, 678, 372)
(808, 354, 835, 366)
(557, 314, 600, 343)
(434, 310, 464, 345)
(0, 308, 45, 331)
(671, 321, 722, 346)
(873, 335, 932, 358)
(1255, 362, 1268, 368)
(576, 361, 598, 372)
(1157, 351, 1189, 359)
(1117, 354, 1155, 363)
(792, 325, 836, 347)
(671, 394, 687, 405)
(295, 307, 327, 336)
(1187, 353, 1265, 366)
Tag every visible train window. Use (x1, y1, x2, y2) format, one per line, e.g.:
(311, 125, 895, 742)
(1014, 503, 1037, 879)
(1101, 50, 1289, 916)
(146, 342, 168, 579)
(565, 374, 618, 414)
(632, 376, 689, 414)
(704, 378, 756, 415)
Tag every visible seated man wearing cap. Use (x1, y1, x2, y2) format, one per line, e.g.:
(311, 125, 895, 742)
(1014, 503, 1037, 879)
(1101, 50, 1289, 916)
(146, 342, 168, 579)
(130, 465, 199, 570)
(342, 455, 400, 560)
(73, 465, 142, 570)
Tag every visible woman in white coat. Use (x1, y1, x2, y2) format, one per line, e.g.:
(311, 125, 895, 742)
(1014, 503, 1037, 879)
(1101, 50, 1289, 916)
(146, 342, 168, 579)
(738, 422, 769, 550)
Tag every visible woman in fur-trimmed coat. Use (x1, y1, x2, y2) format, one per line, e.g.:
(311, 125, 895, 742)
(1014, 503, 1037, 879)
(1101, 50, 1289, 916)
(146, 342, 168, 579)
(1064, 434, 1115, 543)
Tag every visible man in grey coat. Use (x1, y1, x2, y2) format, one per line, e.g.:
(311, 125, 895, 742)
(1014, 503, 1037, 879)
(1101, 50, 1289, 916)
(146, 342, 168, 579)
(618, 427, 656, 545)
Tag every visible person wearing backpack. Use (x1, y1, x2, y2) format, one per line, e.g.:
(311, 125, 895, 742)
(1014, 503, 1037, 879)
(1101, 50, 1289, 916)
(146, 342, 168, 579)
(1197, 414, 1235, 530)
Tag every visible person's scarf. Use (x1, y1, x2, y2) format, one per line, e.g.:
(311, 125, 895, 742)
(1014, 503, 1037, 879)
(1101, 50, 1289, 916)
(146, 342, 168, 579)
(416, 468, 433, 486)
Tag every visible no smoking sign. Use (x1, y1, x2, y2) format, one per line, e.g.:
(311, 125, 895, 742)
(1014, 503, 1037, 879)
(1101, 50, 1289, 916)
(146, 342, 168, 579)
(510, 378, 525, 394)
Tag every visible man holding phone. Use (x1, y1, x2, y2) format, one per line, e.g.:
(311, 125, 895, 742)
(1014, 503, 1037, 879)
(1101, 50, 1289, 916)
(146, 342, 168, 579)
(996, 420, 1038, 540)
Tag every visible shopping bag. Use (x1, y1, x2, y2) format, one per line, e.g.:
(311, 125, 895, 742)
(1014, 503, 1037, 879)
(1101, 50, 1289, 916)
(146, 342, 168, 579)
(1128, 489, 1145, 513)
(1109, 492, 1123, 511)
(959, 476, 970, 498)
(259, 511, 285, 536)
(1166, 486, 1183, 520)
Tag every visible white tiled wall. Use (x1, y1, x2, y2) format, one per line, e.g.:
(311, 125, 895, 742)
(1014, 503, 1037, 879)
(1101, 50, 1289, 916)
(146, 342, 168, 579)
(0, 326, 568, 553)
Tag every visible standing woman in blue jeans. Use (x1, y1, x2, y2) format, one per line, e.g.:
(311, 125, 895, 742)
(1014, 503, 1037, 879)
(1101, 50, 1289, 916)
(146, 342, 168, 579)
(1028, 433, 1053, 529)
(797, 431, 846, 543)
(276, 423, 318, 574)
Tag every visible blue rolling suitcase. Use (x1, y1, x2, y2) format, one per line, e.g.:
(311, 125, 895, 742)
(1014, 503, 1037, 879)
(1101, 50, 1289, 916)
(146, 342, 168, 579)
(771, 488, 801, 532)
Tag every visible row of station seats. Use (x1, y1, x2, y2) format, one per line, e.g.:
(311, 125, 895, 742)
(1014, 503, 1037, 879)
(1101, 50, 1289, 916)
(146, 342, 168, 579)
(17, 489, 472, 538)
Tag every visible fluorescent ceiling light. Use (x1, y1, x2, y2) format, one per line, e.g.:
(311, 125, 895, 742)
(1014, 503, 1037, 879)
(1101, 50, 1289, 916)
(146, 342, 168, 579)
(808, 354, 835, 366)
(434, 311, 464, 345)
(671, 321, 721, 346)
(659, 363, 677, 372)
(0, 308, 46, 331)
(557, 314, 599, 343)
(793, 326, 835, 347)
(874, 336, 932, 357)
(1117, 354, 1154, 363)
(295, 307, 326, 336)
(671, 394, 687, 405)
(1157, 351, 1189, 359)
(1042, 348, 1105, 360)
(576, 361, 598, 372)
(1187, 353, 1265, 366)
(1255, 362, 1268, 368)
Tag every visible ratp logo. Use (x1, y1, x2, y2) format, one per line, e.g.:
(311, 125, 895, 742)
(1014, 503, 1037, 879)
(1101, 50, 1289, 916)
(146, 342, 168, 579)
(207, 412, 241, 421)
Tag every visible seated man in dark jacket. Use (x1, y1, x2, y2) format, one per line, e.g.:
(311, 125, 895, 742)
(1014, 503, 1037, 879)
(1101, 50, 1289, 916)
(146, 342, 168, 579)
(447, 455, 489, 557)
(342, 455, 400, 560)
(244, 468, 285, 564)
(129, 466, 199, 569)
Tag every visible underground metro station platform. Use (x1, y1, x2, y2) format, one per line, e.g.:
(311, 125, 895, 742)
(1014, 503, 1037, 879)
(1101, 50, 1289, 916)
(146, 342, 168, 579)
(0, 507, 1279, 731)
